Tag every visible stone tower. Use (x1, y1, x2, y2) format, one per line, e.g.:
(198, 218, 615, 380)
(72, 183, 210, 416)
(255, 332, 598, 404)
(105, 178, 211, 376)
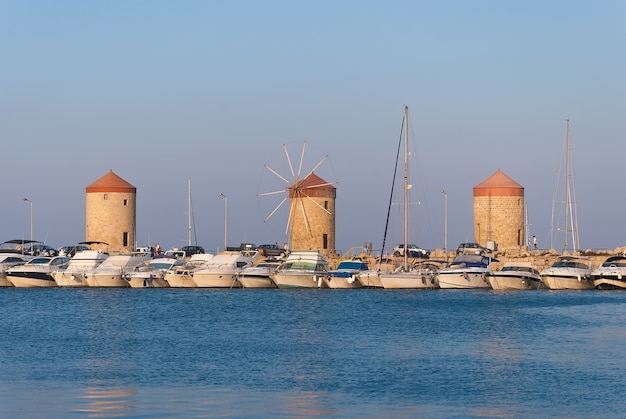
(473, 168, 525, 250)
(85, 170, 137, 253)
(289, 172, 336, 256)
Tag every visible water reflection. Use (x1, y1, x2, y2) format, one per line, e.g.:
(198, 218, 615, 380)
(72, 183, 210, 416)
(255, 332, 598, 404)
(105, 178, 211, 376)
(75, 387, 138, 417)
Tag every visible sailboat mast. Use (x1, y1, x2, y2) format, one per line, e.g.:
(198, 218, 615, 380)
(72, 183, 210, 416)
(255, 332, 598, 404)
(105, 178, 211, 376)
(564, 118, 580, 253)
(188, 178, 192, 247)
(403, 105, 409, 269)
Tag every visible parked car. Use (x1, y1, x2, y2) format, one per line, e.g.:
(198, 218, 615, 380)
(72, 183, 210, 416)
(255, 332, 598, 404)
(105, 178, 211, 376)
(257, 243, 286, 258)
(392, 244, 430, 259)
(181, 245, 205, 255)
(456, 242, 492, 256)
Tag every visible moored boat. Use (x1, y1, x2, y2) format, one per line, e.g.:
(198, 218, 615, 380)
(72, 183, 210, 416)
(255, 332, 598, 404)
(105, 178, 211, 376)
(323, 259, 369, 289)
(437, 254, 495, 289)
(540, 255, 593, 290)
(591, 255, 626, 290)
(0, 254, 29, 287)
(164, 253, 213, 288)
(7, 256, 71, 288)
(271, 251, 329, 289)
(52, 248, 109, 287)
(192, 251, 255, 288)
(237, 261, 280, 288)
(487, 261, 542, 290)
(124, 257, 184, 288)
(84, 254, 148, 287)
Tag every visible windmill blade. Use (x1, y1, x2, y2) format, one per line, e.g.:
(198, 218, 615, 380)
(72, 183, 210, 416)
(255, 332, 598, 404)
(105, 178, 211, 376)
(286, 198, 297, 236)
(264, 164, 291, 185)
(304, 194, 332, 215)
(297, 140, 307, 180)
(257, 188, 288, 197)
(301, 154, 328, 180)
(283, 144, 296, 180)
(263, 196, 288, 223)
(298, 191, 312, 236)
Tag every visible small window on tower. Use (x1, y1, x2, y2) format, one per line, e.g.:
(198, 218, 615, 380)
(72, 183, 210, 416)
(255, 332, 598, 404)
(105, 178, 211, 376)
(123, 199, 127, 206)
(323, 233, 328, 249)
(324, 201, 328, 210)
(103, 194, 108, 200)
(123, 232, 128, 247)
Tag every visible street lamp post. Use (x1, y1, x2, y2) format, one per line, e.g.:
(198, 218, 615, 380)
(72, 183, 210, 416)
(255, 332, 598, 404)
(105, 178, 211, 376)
(440, 189, 447, 260)
(218, 193, 227, 251)
(22, 197, 33, 242)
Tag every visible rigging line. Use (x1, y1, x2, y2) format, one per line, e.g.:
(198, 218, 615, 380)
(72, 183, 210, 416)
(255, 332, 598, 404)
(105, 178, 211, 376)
(379, 111, 405, 269)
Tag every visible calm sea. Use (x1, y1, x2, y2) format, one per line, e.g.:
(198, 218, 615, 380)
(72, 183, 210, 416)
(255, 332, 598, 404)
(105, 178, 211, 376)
(1, 288, 625, 418)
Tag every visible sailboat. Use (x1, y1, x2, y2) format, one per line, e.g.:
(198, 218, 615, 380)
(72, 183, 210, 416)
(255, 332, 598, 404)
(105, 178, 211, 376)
(378, 106, 439, 289)
(541, 118, 593, 290)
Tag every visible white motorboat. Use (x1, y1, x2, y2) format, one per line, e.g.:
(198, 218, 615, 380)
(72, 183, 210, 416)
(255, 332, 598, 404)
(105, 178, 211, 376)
(437, 255, 495, 289)
(592, 255, 626, 290)
(192, 251, 255, 288)
(487, 261, 542, 290)
(540, 255, 594, 290)
(237, 261, 280, 288)
(84, 254, 148, 287)
(52, 249, 109, 287)
(271, 251, 329, 289)
(164, 253, 213, 288)
(323, 259, 369, 289)
(7, 256, 71, 288)
(0, 254, 29, 287)
(124, 257, 184, 288)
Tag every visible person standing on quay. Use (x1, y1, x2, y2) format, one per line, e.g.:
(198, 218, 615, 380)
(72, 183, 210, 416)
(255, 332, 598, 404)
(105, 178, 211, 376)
(533, 235, 537, 250)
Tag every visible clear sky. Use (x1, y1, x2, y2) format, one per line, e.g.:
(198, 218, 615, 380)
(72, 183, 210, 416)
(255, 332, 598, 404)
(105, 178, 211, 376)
(1, 1, 625, 254)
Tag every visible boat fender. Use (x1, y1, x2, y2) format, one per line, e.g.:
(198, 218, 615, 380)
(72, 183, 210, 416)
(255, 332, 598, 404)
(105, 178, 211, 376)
(577, 275, 581, 281)
(619, 273, 623, 280)
(347, 275, 355, 284)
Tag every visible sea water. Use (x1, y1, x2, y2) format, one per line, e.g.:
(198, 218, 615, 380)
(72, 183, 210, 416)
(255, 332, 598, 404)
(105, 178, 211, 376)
(1, 288, 625, 418)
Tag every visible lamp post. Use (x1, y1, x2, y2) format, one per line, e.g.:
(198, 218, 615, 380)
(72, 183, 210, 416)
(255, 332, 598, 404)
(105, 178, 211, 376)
(218, 193, 227, 251)
(440, 189, 447, 259)
(22, 197, 33, 242)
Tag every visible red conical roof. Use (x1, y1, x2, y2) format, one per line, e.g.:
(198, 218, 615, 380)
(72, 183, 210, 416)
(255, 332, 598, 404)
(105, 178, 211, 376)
(86, 170, 136, 193)
(289, 172, 335, 198)
(474, 168, 523, 197)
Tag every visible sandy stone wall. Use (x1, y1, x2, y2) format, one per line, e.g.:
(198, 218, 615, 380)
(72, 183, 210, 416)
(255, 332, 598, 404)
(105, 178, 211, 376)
(290, 194, 336, 256)
(473, 195, 524, 250)
(86, 191, 136, 253)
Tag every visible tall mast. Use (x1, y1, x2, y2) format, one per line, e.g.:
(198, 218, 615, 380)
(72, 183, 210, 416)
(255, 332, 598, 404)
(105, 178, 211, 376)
(188, 178, 192, 246)
(403, 105, 409, 269)
(564, 118, 580, 253)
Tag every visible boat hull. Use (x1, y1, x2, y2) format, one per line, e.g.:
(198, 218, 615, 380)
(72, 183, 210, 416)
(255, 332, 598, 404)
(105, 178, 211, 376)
(52, 272, 89, 287)
(541, 275, 594, 290)
(593, 277, 626, 290)
(379, 272, 438, 289)
(8, 273, 56, 288)
(323, 275, 363, 289)
(356, 270, 384, 288)
(238, 276, 276, 288)
(487, 273, 542, 290)
(271, 273, 325, 289)
(84, 273, 129, 287)
(193, 273, 241, 288)
(164, 272, 197, 288)
(126, 275, 170, 288)
(437, 272, 490, 289)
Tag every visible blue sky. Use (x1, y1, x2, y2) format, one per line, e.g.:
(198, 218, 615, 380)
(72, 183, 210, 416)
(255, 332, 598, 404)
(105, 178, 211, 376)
(1, 1, 625, 254)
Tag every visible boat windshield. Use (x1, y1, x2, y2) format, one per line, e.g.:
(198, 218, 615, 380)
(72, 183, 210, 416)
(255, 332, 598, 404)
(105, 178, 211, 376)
(552, 261, 589, 269)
